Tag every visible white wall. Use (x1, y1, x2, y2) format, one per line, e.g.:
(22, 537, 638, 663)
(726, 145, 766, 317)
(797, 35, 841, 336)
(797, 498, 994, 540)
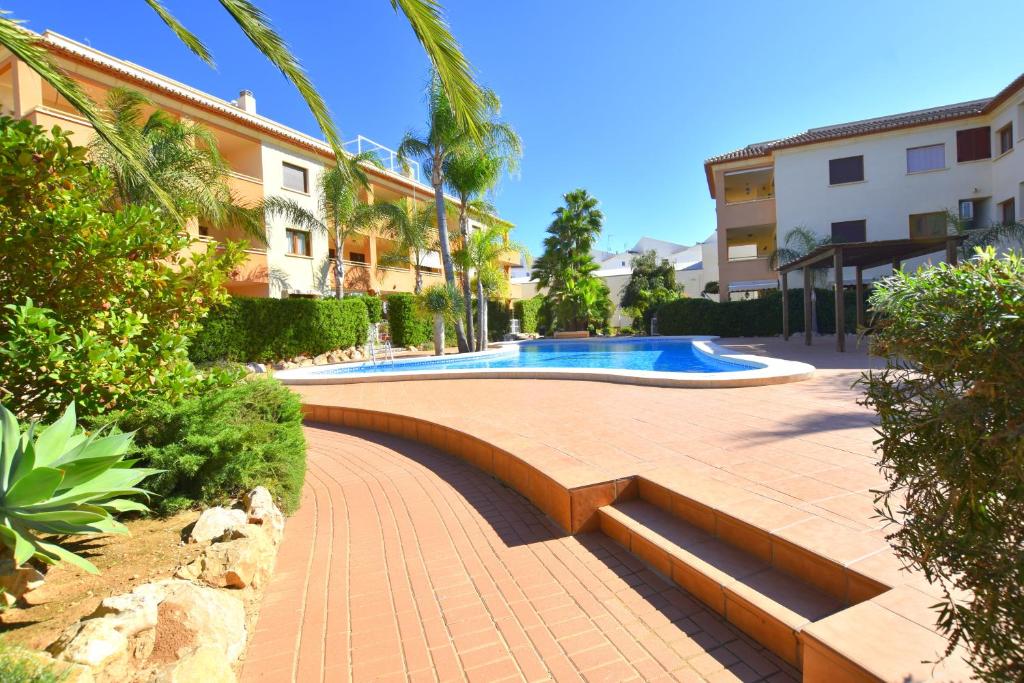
(260, 142, 331, 297)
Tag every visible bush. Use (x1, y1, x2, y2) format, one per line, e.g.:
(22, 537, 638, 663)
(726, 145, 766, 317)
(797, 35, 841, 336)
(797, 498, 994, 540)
(0, 641, 64, 683)
(349, 293, 383, 324)
(654, 287, 865, 337)
(487, 300, 512, 341)
(108, 378, 306, 514)
(514, 295, 543, 334)
(190, 296, 369, 362)
(385, 292, 430, 348)
(0, 118, 242, 421)
(858, 249, 1024, 681)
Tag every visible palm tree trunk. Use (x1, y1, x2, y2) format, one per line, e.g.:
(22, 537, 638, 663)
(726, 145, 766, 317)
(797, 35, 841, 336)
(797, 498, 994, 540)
(414, 266, 423, 294)
(458, 206, 475, 351)
(477, 278, 486, 352)
(432, 172, 469, 352)
(333, 227, 344, 298)
(432, 313, 445, 356)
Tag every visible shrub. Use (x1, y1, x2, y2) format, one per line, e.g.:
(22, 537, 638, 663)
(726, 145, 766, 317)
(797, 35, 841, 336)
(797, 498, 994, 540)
(108, 378, 306, 514)
(190, 296, 369, 363)
(386, 292, 430, 348)
(0, 403, 155, 578)
(654, 288, 864, 338)
(858, 249, 1024, 681)
(514, 295, 543, 334)
(0, 118, 242, 421)
(487, 300, 512, 341)
(350, 293, 383, 324)
(0, 641, 64, 683)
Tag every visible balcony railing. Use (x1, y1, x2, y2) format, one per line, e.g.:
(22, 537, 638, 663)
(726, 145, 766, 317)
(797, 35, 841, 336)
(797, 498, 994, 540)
(343, 135, 422, 184)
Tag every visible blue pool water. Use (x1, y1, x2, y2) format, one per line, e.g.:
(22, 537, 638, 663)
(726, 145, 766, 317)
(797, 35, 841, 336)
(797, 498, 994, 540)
(315, 339, 763, 376)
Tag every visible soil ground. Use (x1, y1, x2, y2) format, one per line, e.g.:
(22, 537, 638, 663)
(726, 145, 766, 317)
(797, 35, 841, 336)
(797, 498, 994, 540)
(0, 511, 203, 651)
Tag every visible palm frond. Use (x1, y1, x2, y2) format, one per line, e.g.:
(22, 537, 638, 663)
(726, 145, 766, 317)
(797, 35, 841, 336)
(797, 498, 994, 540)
(261, 195, 325, 233)
(143, 0, 213, 64)
(217, 0, 343, 158)
(390, 0, 484, 140)
(0, 14, 181, 222)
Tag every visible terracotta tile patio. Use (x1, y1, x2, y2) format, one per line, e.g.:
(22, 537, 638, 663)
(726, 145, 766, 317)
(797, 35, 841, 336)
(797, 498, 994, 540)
(240, 426, 798, 682)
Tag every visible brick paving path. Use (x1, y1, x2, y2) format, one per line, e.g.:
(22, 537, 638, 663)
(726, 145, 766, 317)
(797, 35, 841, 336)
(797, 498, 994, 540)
(241, 425, 798, 682)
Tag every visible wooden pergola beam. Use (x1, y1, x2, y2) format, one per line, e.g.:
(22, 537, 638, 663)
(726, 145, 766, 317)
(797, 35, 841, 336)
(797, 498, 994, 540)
(834, 246, 845, 352)
(781, 273, 790, 340)
(803, 266, 812, 346)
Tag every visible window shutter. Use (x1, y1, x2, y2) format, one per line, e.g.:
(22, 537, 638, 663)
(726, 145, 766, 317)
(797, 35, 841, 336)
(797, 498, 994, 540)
(829, 156, 864, 184)
(830, 220, 866, 243)
(956, 127, 991, 162)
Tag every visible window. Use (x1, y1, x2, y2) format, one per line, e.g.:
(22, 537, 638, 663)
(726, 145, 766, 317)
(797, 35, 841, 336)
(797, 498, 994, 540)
(959, 199, 975, 223)
(829, 155, 864, 185)
(198, 225, 211, 238)
(830, 219, 866, 243)
(956, 126, 991, 162)
(906, 144, 945, 173)
(998, 123, 1014, 155)
(282, 162, 308, 193)
(909, 212, 947, 239)
(286, 228, 311, 256)
(727, 243, 759, 261)
(348, 252, 366, 263)
(999, 198, 1016, 225)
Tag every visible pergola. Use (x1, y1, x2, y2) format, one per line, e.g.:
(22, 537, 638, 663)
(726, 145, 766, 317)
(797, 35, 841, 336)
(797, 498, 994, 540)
(777, 235, 963, 352)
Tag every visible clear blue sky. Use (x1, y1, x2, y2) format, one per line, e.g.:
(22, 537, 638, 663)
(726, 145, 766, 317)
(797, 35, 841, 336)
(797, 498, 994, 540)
(8, 1, 1021, 256)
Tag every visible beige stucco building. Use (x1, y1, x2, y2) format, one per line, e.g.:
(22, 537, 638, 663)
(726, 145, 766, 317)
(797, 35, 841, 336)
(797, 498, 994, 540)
(706, 73, 1024, 301)
(0, 31, 516, 299)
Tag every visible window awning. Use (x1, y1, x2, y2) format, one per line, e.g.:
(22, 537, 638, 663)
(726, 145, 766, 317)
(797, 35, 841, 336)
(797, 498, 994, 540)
(417, 250, 442, 269)
(728, 279, 778, 292)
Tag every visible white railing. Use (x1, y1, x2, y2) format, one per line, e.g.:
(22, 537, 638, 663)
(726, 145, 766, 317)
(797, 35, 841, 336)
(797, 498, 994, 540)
(343, 135, 422, 184)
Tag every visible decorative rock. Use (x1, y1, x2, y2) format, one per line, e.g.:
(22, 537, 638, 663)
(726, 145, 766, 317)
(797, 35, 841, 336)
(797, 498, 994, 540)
(18, 651, 96, 683)
(343, 348, 354, 360)
(245, 362, 266, 374)
(178, 533, 274, 590)
(0, 552, 45, 606)
(298, 358, 314, 367)
(150, 645, 235, 683)
(313, 353, 330, 365)
(272, 361, 288, 371)
(243, 487, 285, 541)
(188, 507, 247, 544)
(50, 619, 131, 673)
(155, 580, 247, 663)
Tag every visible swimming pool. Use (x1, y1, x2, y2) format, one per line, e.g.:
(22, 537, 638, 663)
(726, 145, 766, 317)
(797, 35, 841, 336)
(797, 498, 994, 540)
(275, 336, 816, 388)
(319, 338, 758, 375)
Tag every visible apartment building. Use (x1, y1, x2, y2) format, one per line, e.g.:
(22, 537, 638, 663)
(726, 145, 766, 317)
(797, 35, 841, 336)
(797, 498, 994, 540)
(0, 31, 516, 298)
(705, 73, 1024, 301)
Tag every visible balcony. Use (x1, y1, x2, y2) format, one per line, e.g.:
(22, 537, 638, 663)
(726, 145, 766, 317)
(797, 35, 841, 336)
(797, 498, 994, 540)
(723, 167, 774, 204)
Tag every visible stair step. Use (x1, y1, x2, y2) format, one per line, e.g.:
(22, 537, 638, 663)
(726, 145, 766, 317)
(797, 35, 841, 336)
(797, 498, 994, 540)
(599, 500, 843, 668)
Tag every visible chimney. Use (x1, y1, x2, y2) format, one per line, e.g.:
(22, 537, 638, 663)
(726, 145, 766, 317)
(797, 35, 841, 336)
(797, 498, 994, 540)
(236, 89, 256, 113)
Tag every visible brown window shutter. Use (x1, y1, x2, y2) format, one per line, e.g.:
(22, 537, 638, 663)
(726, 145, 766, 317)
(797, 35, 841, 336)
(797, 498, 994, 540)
(829, 156, 864, 184)
(831, 220, 867, 243)
(957, 127, 991, 162)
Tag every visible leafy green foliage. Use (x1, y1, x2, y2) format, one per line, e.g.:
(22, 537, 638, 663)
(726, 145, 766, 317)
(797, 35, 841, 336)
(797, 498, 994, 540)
(0, 118, 242, 422)
(422, 283, 463, 316)
(0, 640, 65, 683)
(0, 403, 156, 576)
(349, 294, 383, 324)
(620, 251, 683, 333)
(486, 300, 511, 342)
(654, 288, 860, 337)
(513, 296, 543, 334)
(106, 379, 305, 514)
(532, 190, 612, 332)
(189, 297, 369, 363)
(858, 249, 1024, 681)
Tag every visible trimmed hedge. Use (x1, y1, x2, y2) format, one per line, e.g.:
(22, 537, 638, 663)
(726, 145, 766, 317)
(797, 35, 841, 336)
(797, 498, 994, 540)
(190, 296, 369, 362)
(487, 300, 512, 341)
(385, 292, 430, 348)
(350, 293, 383, 323)
(514, 295, 543, 334)
(656, 288, 865, 337)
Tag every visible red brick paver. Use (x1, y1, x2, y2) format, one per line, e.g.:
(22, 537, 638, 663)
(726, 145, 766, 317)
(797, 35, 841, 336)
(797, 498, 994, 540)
(241, 426, 798, 682)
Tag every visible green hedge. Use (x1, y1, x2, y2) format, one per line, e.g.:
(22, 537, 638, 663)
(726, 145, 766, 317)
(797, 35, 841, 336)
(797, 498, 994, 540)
(349, 293, 383, 323)
(514, 295, 543, 333)
(190, 296, 369, 363)
(487, 300, 512, 341)
(104, 378, 306, 514)
(656, 288, 865, 337)
(385, 292, 430, 348)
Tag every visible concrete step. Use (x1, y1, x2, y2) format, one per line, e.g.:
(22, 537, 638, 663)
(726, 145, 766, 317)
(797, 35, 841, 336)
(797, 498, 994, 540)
(599, 500, 843, 667)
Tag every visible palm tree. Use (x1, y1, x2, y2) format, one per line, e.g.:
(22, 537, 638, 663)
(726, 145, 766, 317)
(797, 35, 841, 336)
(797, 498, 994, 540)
(0, 0, 486, 218)
(262, 153, 386, 298)
(456, 224, 529, 350)
(769, 226, 831, 334)
(421, 282, 462, 356)
(377, 198, 442, 294)
(398, 76, 519, 352)
(90, 87, 262, 240)
(445, 138, 521, 349)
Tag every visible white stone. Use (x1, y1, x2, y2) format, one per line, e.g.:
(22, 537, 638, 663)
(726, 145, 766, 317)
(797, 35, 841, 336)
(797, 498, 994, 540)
(150, 645, 235, 683)
(188, 507, 247, 544)
(243, 487, 285, 541)
(50, 619, 130, 671)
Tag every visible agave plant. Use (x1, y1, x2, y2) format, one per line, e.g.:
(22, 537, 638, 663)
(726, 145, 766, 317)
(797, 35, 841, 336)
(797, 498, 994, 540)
(0, 403, 157, 575)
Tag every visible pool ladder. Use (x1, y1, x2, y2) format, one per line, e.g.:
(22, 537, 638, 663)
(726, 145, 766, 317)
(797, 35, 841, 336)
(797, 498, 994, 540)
(368, 323, 394, 366)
